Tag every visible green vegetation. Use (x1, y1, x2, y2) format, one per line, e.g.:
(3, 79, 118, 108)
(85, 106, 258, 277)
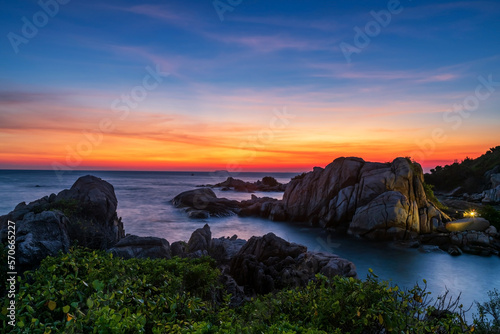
(49, 199, 82, 217)
(474, 289, 500, 333)
(423, 182, 447, 210)
(33, 199, 82, 217)
(1, 248, 221, 333)
(234, 271, 470, 333)
(3, 248, 497, 333)
(425, 146, 500, 193)
(479, 205, 500, 230)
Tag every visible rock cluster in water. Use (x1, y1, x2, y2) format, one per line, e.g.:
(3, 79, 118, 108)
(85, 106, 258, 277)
(173, 157, 500, 256)
(176, 157, 451, 240)
(198, 176, 287, 193)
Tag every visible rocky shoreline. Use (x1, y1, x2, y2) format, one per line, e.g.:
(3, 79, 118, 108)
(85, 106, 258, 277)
(0, 175, 356, 305)
(173, 157, 500, 257)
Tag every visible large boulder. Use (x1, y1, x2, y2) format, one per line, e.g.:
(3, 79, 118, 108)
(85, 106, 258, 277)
(0, 211, 70, 270)
(491, 173, 500, 188)
(449, 231, 498, 255)
(446, 218, 490, 232)
(187, 224, 212, 253)
(482, 186, 500, 204)
(55, 175, 118, 227)
(108, 235, 171, 259)
(172, 188, 240, 217)
(269, 157, 450, 239)
(230, 233, 356, 294)
(210, 235, 247, 265)
(348, 191, 418, 240)
(0, 175, 125, 250)
(56, 175, 124, 249)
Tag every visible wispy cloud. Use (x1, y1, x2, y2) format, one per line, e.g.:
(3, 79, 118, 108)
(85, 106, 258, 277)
(309, 62, 461, 83)
(203, 32, 333, 53)
(114, 4, 204, 30)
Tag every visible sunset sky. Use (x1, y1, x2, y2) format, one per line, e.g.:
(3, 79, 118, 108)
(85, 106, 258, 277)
(1, 0, 500, 172)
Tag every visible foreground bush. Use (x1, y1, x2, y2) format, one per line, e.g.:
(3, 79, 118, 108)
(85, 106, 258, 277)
(0, 248, 221, 333)
(0, 248, 491, 333)
(474, 288, 500, 333)
(228, 271, 471, 334)
(479, 205, 500, 230)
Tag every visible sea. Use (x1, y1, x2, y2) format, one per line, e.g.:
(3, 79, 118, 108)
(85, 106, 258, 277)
(1, 169, 499, 321)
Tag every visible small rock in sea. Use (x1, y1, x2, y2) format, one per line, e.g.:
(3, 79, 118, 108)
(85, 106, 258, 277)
(447, 245, 463, 256)
(188, 210, 210, 219)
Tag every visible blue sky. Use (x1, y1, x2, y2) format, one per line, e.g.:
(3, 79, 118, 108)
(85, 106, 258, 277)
(1, 0, 499, 171)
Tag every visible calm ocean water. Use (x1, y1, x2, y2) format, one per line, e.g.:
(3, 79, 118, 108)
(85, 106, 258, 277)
(1, 169, 499, 320)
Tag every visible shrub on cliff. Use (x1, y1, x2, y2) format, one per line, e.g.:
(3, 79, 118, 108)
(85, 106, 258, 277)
(423, 182, 447, 210)
(425, 146, 500, 193)
(479, 205, 500, 230)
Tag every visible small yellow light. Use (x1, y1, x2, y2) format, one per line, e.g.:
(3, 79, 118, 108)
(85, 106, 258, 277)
(464, 210, 477, 218)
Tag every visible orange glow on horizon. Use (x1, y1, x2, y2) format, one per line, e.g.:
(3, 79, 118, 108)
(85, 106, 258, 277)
(1, 99, 498, 173)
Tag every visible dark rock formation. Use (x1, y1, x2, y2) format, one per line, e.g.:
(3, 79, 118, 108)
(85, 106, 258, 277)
(172, 188, 240, 218)
(420, 230, 500, 256)
(170, 241, 188, 257)
(238, 195, 280, 217)
(269, 157, 450, 240)
(108, 235, 171, 259)
(445, 218, 490, 232)
(2, 211, 70, 271)
(218, 274, 247, 307)
(0, 175, 124, 250)
(55, 175, 118, 228)
(210, 234, 247, 265)
(187, 224, 212, 254)
(199, 176, 287, 193)
(172, 189, 280, 220)
(230, 232, 356, 294)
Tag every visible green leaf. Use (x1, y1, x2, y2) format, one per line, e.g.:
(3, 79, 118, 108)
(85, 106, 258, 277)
(62, 305, 70, 313)
(92, 279, 105, 292)
(86, 298, 94, 309)
(48, 300, 57, 311)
